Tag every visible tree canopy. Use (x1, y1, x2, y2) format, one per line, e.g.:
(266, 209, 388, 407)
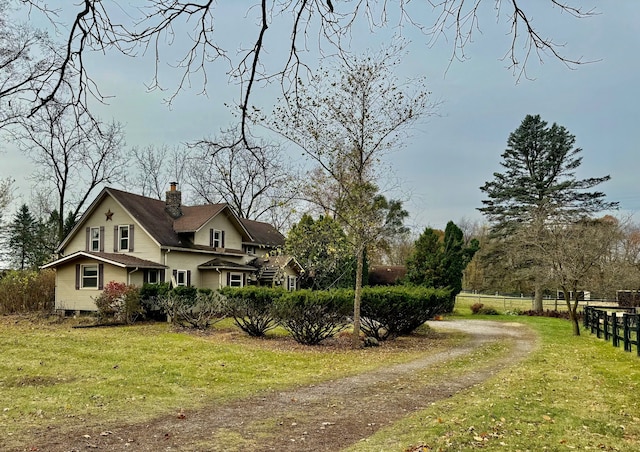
(405, 221, 478, 297)
(479, 114, 617, 332)
(479, 114, 617, 233)
(1, 1, 597, 143)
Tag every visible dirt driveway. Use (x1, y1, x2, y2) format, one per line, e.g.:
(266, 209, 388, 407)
(21, 320, 536, 452)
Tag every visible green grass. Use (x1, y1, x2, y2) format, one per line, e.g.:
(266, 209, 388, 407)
(346, 304, 640, 451)
(4, 304, 640, 451)
(0, 315, 451, 442)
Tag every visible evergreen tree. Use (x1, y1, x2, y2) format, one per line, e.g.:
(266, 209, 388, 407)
(8, 204, 38, 269)
(480, 114, 616, 231)
(479, 114, 617, 314)
(441, 221, 477, 296)
(405, 227, 444, 287)
(405, 222, 478, 297)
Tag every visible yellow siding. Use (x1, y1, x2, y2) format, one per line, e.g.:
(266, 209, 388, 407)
(64, 197, 161, 262)
(195, 214, 243, 249)
(201, 270, 222, 290)
(55, 259, 128, 311)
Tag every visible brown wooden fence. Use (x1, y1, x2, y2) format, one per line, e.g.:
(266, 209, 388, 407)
(583, 306, 640, 356)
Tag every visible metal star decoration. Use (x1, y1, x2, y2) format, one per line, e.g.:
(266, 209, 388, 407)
(105, 209, 114, 221)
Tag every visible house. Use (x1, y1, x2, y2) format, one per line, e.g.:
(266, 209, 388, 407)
(368, 265, 406, 286)
(42, 183, 303, 312)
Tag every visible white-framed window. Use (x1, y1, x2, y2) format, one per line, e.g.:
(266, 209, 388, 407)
(118, 225, 129, 251)
(81, 264, 98, 289)
(90, 227, 100, 252)
(229, 272, 243, 287)
(245, 245, 255, 255)
(147, 270, 159, 284)
(287, 276, 296, 291)
(213, 229, 223, 248)
(176, 270, 188, 286)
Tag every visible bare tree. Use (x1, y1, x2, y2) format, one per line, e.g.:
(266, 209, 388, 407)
(269, 50, 432, 347)
(5, 1, 596, 143)
(0, 1, 62, 130)
(130, 144, 189, 200)
(188, 130, 298, 228)
(540, 216, 622, 335)
(12, 102, 127, 242)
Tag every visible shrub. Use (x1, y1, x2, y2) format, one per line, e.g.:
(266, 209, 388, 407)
(519, 309, 578, 320)
(94, 281, 142, 324)
(139, 282, 170, 319)
(0, 269, 55, 314)
(360, 286, 452, 340)
(273, 289, 352, 345)
(159, 289, 226, 329)
(220, 286, 283, 337)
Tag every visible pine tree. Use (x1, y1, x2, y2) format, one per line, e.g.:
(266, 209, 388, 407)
(8, 204, 38, 270)
(480, 114, 616, 232)
(405, 222, 478, 298)
(479, 114, 617, 314)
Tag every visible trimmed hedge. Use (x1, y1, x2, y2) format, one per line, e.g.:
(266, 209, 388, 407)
(360, 286, 453, 340)
(272, 289, 352, 345)
(220, 286, 284, 337)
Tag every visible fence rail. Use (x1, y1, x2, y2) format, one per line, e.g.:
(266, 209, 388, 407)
(583, 306, 640, 356)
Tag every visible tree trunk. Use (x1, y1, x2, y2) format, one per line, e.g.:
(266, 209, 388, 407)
(352, 245, 364, 349)
(563, 285, 581, 336)
(533, 283, 543, 312)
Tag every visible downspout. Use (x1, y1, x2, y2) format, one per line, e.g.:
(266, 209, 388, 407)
(164, 249, 171, 284)
(128, 267, 139, 285)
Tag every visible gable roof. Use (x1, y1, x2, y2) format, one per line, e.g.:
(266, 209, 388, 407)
(107, 188, 183, 247)
(240, 218, 285, 247)
(173, 204, 227, 233)
(58, 187, 284, 253)
(42, 251, 167, 269)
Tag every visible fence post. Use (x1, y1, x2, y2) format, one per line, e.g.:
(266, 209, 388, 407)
(596, 310, 603, 339)
(604, 311, 610, 341)
(584, 306, 590, 329)
(624, 314, 631, 352)
(612, 312, 618, 347)
(636, 315, 640, 357)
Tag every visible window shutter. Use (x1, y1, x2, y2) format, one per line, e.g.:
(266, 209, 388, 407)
(172, 269, 177, 287)
(75, 264, 80, 290)
(159, 269, 165, 282)
(209, 229, 214, 247)
(221, 231, 225, 248)
(99, 226, 105, 252)
(242, 273, 246, 287)
(85, 227, 90, 251)
(226, 272, 230, 286)
(98, 264, 104, 290)
(143, 270, 149, 284)
(129, 225, 134, 251)
(186, 270, 191, 287)
(114, 226, 118, 251)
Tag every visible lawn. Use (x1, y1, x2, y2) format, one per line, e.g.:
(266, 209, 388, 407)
(348, 297, 640, 451)
(0, 315, 455, 446)
(3, 300, 640, 451)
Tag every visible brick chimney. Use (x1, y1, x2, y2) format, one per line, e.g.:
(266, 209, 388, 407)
(165, 182, 182, 218)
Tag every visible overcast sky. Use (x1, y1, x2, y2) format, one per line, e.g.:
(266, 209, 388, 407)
(2, 2, 638, 232)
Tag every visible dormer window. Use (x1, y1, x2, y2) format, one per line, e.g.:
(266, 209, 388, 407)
(210, 229, 225, 249)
